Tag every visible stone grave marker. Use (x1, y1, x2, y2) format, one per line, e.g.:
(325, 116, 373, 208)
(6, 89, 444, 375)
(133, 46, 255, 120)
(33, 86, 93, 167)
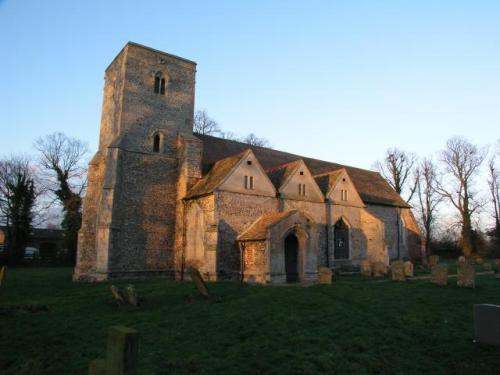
(360, 260, 372, 277)
(457, 256, 467, 268)
(391, 261, 405, 282)
(483, 262, 493, 272)
(475, 257, 484, 265)
(473, 304, 500, 346)
(457, 265, 475, 288)
(110, 285, 125, 305)
(0, 266, 6, 288)
(187, 267, 210, 298)
(431, 264, 448, 286)
(428, 255, 439, 268)
(124, 285, 138, 306)
(89, 326, 139, 375)
(494, 259, 500, 269)
(403, 261, 414, 277)
(372, 262, 386, 278)
(318, 267, 332, 284)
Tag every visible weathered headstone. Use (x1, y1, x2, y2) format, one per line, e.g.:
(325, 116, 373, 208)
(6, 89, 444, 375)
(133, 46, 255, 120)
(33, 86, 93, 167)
(431, 264, 448, 286)
(403, 261, 414, 277)
(124, 285, 138, 306)
(0, 266, 6, 288)
(110, 285, 125, 305)
(483, 262, 493, 272)
(187, 267, 209, 297)
(391, 261, 405, 282)
(457, 256, 467, 268)
(474, 304, 500, 346)
(372, 262, 386, 278)
(360, 260, 372, 277)
(494, 259, 500, 269)
(457, 264, 475, 288)
(89, 326, 139, 375)
(475, 257, 484, 265)
(428, 255, 439, 268)
(318, 267, 332, 284)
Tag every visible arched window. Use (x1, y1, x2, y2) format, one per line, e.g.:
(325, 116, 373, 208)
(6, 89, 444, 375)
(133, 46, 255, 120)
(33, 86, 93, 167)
(160, 78, 166, 95)
(153, 134, 161, 152)
(154, 76, 161, 94)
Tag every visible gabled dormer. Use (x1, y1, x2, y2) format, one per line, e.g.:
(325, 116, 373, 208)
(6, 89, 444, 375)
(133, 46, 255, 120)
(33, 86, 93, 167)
(267, 160, 324, 202)
(217, 149, 276, 197)
(315, 168, 364, 207)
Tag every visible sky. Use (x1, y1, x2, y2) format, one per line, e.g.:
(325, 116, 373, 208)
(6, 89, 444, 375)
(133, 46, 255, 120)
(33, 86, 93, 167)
(0, 0, 499, 170)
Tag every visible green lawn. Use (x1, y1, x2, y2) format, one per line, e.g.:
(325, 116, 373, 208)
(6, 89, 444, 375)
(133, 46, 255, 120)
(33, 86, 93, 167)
(1, 268, 500, 374)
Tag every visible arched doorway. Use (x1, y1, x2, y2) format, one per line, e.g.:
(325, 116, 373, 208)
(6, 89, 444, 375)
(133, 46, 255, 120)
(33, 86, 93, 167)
(334, 219, 349, 260)
(284, 233, 299, 283)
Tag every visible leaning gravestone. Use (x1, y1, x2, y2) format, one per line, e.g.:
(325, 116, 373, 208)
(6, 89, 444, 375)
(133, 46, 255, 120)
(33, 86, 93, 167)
(360, 260, 372, 277)
(431, 264, 448, 286)
(0, 266, 6, 288)
(372, 262, 386, 278)
(473, 304, 500, 346)
(428, 255, 439, 268)
(124, 285, 138, 306)
(110, 285, 125, 305)
(318, 267, 332, 284)
(187, 267, 210, 298)
(457, 265, 475, 288)
(391, 261, 405, 282)
(89, 326, 139, 375)
(403, 261, 414, 277)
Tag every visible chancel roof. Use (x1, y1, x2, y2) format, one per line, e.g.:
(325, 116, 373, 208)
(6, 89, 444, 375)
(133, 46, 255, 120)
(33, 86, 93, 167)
(237, 211, 297, 241)
(191, 134, 410, 208)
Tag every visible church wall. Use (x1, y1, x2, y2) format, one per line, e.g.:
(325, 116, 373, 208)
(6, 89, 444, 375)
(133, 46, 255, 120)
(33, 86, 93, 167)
(401, 208, 425, 262)
(241, 240, 267, 283)
(360, 209, 387, 264)
(330, 205, 366, 263)
(215, 191, 278, 279)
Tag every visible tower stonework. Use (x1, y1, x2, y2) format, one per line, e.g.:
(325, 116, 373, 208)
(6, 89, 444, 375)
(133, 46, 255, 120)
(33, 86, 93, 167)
(74, 42, 198, 280)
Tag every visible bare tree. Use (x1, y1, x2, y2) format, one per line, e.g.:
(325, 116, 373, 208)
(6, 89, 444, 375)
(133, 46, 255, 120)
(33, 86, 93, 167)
(194, 110, 221, 135)
(0, 156, 37, 264)
(415, 158, 442, 255)
(374, 148, 418, 202)
(488, 157, 500, 244)
(34, 133, 89, 265)
(241, 133, 270, 147)
(437, 136, 487, 257)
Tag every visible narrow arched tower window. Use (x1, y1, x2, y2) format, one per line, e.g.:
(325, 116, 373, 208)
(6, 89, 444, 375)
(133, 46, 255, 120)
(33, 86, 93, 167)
(154, 76, 161, 94)
(160, 78, 166, 95)
(153, 134, 161, 152)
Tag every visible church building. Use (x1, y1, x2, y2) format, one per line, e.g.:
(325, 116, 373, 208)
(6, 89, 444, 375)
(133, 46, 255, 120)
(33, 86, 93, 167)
(74, 42, 423, 283)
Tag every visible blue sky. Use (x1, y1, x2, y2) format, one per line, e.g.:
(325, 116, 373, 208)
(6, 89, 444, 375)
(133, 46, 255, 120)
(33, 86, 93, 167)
(0, 0, 499, 170)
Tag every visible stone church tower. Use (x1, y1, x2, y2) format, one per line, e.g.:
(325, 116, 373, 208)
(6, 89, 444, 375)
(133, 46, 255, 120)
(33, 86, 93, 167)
(74, 42, 201, 280)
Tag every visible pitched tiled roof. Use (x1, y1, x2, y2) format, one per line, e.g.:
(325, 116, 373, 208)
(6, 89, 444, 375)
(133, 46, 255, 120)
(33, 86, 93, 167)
(195, 134, 410, 208)
(314, 170, 344, 196)
(266, 160, 302, 190)
(185, 149, 248, 199)
(237, 211, 296, 241)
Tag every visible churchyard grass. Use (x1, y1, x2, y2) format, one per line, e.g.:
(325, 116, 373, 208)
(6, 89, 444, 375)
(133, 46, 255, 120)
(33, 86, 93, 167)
(1, 267, 500, 374)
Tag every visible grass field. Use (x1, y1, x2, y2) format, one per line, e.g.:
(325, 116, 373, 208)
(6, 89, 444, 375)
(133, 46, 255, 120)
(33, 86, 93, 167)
(1, 267, 500, 374)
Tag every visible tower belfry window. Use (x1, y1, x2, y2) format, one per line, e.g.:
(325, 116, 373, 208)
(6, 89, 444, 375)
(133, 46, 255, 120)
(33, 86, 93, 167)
(154, 73, 165, 95)
(153, 134, 161, 153)
(160, 78, 166, 95)
(154, 76, 160, 94)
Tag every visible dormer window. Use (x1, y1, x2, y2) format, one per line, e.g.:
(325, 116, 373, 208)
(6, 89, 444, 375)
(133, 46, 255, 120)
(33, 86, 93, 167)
(299, 183, 306, 196)
(244, 175, 254, 189)
(341, 189, 348, 201)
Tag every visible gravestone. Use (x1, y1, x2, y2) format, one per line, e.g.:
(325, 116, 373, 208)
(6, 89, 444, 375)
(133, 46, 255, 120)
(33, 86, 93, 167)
(360, 260, 372, 277)
(473, 304, 500, 346)
(428, 255, 439, 268)
(494, 259, 500, 269)
(124, 285, 138, 306)
(391, 261, 405, 282)
(457, 256, 467, 268)
(372, 262, 386, 278)
(475, 257, 484, 265)
(457, 265, 475, 288)
(0, 266, 6, 288)
(403, 261, 414, 277)
(89, 326, 139, 375)
(483, 262, 493, 272)
(431, 264, 448, 286)
(110, 286, 125, 305)
(318, 267, 332, 284)
(187, 267, 210, 298)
